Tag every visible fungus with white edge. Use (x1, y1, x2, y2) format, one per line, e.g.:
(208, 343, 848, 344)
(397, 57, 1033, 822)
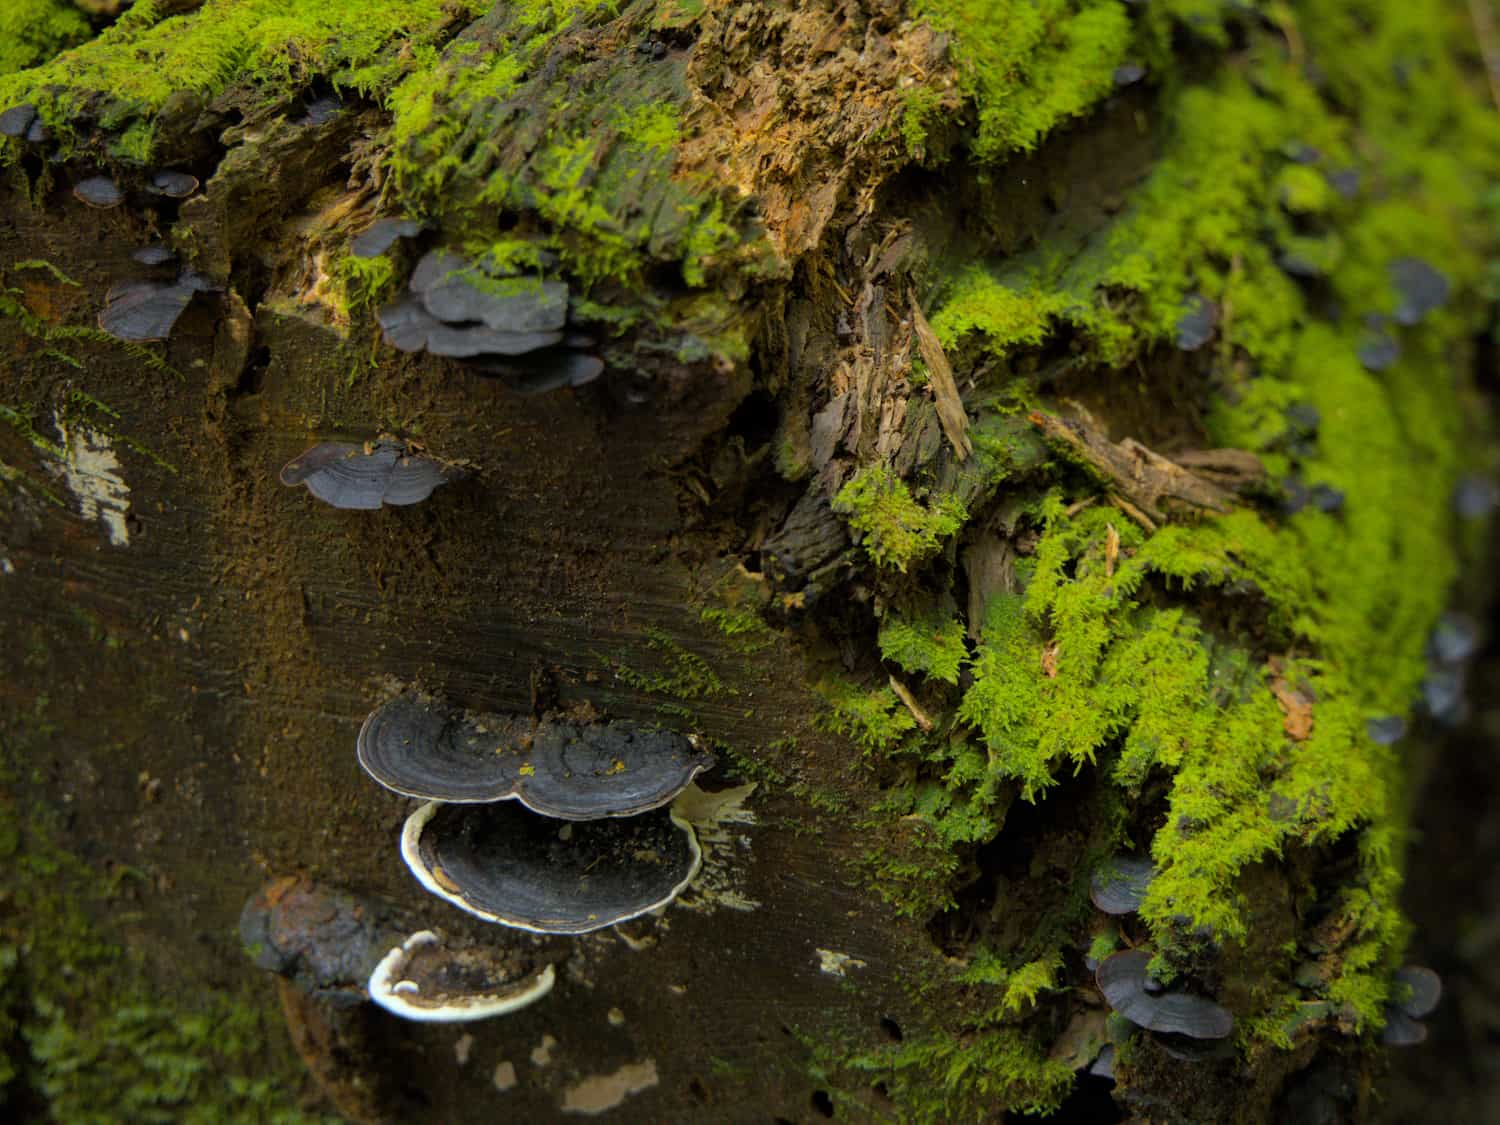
(367, 930, 555, 1023)
(1089, 857, 1155, 916)
(401, 799, 702, 935)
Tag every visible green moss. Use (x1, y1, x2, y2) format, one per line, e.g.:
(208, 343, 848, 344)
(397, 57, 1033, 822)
(0, 0, 89, 79)
(847, 1025, 1073, 1120)
(879, 609, 968, 685)
(910, 0, 1133, 160)
(833, 466, 966, 572)
(815, 678, 918, 754)
(612, 629, 731, 701)
(700, 606, 776, 655)
(0, 0, 469, 163)
(930, 268, 1073, 356)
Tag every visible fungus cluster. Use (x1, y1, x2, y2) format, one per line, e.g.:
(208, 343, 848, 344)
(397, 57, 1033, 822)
(359, 692, 712, 934)
(1380, 965, 1442, 1046)
(377, 248, 606, 394)
(1096, 950, 1235, 1041)
(1422, 610, 1481, 725)
(279, 439, 461, 510)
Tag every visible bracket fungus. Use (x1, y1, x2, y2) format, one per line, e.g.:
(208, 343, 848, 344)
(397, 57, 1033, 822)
(0, 104, 37, 138)
(147, 169, 200, 198)
(279, 440, 461, 510)
(131, 244, 176, 267)
(358, 693, 712, 817)
(1381, 964, 1441, 1046)
(1390, 257, 1450, 325)
(401, 800, 702, 935)
(376, 297, 564, 358)
(1095, 950, 1234, 1040)
(98, 278, 197, 342)
(351, 217, 427, 259)
(1089, 857, 1156, 916)
(73, 175, 124, 209)
(367, 930, 555, 1023)
(1174, 294, 1217, 351)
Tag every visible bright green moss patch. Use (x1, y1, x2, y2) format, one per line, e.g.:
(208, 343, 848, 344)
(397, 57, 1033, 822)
(929, 269, 1072, 356)
(910, 0, 1133, 159)
(815, 679, 917, 754)
(0, 0, 470, 162)
(0, 0, 90, 79)
(833, 466, 966, 572)
(879, 609, 968, 684)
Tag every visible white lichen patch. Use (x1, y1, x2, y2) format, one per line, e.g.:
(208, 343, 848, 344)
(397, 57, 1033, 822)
(672, 782, 760, 914)
(530, 1033, 558, 1067)
(50, 411, 130, 546)
(560, 1060, 660, 1116)
(492, 1060, 518, 1092)
(816, 948, 868, 978)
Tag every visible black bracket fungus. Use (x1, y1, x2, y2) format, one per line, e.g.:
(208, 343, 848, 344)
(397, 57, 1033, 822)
(357, 692, 713, 817)
(131, 244, 177, 267)
(367, 930, 555, 1023)
(1095, 950, 1234, 1040)
(1356, 326, 1399, 373)
(1365, 715, 1407, 745)
(1112, 62, 1147, 87)
(98, 278, 196, 342)
(73, 175, 124, 209)
(1428, 611, 1480, 666)
(1389, 257, 1450, 325)
(0, 103, 37, 138)
(350, 217, 427, 259)
(1174, 293, 1218, 351)
(1380, 966, 1441, 1047)
(1453, 474, 1499, 519)
(147, 169, 200, 198)
(1089, 856, 1156, 915)
(376, 297, 564, 357)
(401, 800, 703, 935)
(278, 440, 462, 510)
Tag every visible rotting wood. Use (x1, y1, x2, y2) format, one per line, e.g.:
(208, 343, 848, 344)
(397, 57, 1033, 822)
(910, 295, 973, 462)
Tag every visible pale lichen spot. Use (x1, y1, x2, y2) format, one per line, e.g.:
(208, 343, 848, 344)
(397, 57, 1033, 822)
(51, 410, 130, 546)
(816, 948, 868, 977)
(560, 1060, 659, 1116)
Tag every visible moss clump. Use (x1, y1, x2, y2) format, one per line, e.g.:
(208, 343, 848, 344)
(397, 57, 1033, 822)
(0, 0, 471, 162)
(0, 0, 90, 79)
(815, 678, 917, 754)
(879, 609, 968, 685)
(833, 466, 966, 572)
(909, 0, 1133, 159)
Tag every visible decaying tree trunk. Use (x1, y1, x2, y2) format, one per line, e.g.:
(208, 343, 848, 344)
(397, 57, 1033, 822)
(2, 1, 1497, 1121)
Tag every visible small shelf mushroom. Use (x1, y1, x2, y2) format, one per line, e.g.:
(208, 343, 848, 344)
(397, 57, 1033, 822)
(367, 930, 555, 1023)
(1089, 857, 1155, 916)
(1095, 950, 1234, 1041)
(279, 440, 461, 510)
(401, 800, 702, 935)
(357, 693, 713, 816)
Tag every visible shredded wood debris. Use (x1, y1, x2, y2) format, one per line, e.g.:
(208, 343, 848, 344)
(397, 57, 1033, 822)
(910, 296, 972, 461)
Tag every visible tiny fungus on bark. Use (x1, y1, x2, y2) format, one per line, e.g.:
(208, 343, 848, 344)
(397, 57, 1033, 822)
(131, 244, 176, 266)
(1454, 474, 1499, 518)
(1095, 950, 1234, 1040)
(147, 169, 200, 198)
(1112, 62, 1146, 87)
(1307, 483, 1345, 514)
(1428, 612, 1480, 666)
(300, 94, 343, 125)
(1174, 294, 1217, 351)
(98, 279, 195, 342)
(73, 175, 124, 208)
(279, 440, 461, 510)
(1380, 964, 1441, 1046)
(367, 930, 555, 1023)
(401, 800, 702, 935)
(1357, 329, 1399, 373)
(1365, 715, 1407, 745)
(1089, 857, 1156, 916)
(1390, 257, 1450, 325)
(0, 104, 37, 138)
(1422, 665, 1467, 724)
(358, 693, 712, 817)
(351, 218, 427, 259)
